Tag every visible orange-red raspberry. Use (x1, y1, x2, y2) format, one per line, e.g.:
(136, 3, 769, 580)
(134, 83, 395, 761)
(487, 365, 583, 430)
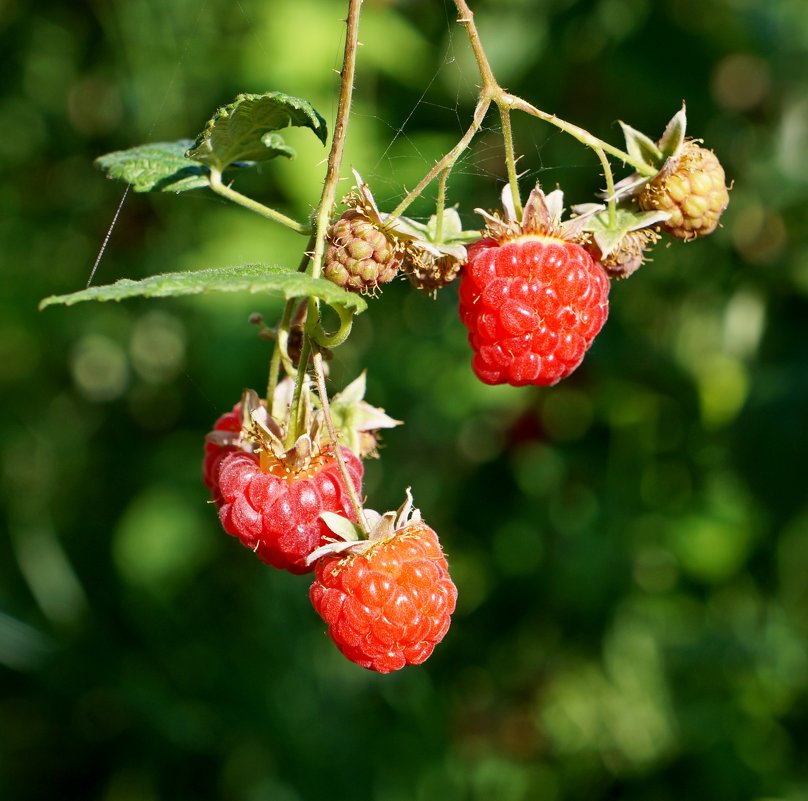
(310, 523, 457, 673)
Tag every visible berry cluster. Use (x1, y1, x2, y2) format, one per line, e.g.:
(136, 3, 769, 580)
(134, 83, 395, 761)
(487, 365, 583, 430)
(321, 107, 729, 389)
(202, 109, 728, 675)
(203, 379, 457, 673)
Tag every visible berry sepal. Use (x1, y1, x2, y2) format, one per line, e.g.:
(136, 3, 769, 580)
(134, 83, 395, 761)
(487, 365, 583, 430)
(307, 486, 422, 564)
(611, 105, 730, 240)
(309, 488, 458, 673)
(317, 371, 402, 459)
(573, 203, 669, 279)
(388, 208, 477, 295)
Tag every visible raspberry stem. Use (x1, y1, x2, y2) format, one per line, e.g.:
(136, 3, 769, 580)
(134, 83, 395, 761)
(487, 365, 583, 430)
(207, 168, 310, 235)
(275, 0, 363, 444)
(390, 95, 492, 219)
(285, 333, 312, 449)
(497, 100, 523, 221)
(305, 0, 362, 284)
(394, 0, 655, 225)
(434, 168, 449, 241)
(267, 240, 315, 399)
(312, 349, 370, 536)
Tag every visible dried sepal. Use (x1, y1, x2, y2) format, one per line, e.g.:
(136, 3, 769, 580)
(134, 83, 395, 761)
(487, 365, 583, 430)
(475, 183, 595, 243)
(308, 487, 423, 564)
(318, 371, 402, 458)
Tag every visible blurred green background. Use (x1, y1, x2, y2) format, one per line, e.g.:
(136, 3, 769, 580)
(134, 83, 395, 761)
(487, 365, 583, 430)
(2, 0, 807, 799)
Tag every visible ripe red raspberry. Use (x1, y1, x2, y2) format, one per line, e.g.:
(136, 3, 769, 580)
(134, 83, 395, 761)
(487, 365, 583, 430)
(217, 446, 363, 574)
(310, 522, 457, 673)
(202, 404, 241, 505)
(459, 235, 610, 386)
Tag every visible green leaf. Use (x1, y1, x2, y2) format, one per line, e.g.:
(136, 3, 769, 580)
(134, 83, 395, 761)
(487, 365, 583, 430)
(618, 123, 663, 170)
(187, 92, 327, 170)
(581, 207, 671, 257)
(657, 103, 688, 161)
(39, 264, 366, 314)
(95, 140, 212, 193)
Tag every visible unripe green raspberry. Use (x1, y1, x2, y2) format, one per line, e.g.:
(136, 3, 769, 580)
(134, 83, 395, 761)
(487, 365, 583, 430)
(324, 210, 403, 294)
(639, 141, 730, 241)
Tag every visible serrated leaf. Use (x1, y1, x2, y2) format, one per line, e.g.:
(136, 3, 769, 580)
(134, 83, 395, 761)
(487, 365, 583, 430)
(619, 122, 663, 169)
(657, 104, 688, 161)
(39, 264, 366, 314)
(187, 92, 327, 170)
(95, 140, 212, 193)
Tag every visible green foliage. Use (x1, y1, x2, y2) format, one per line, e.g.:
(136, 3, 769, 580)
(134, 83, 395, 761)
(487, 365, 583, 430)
(94, 139, 289, 193)
(3, 1, 808, 801)
(186, 91, 327, 170)
(39, 264, 367, 314)
(94, 140, 214, 193)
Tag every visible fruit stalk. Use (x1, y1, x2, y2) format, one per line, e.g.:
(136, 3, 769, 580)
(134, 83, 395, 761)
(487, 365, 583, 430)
(286, 0, 363, 439)
(395, 0, 656, 225)
(497, 101, 523, 221)
(312, 349, 370, 535)
(306, 0, 363, 282)
(390, 95, 492, 219)
(207, 167, 310, 234)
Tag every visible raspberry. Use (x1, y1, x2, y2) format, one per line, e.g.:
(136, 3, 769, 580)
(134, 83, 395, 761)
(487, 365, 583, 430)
(218, 446, 363, 574)
(459, 235, 610, 386)
(324, 210, 402, 294)
(639, 140, 729, 241)
(202, 404, 242, 505)
(402, 248, 463, 296)
(310, 522, 457, 673)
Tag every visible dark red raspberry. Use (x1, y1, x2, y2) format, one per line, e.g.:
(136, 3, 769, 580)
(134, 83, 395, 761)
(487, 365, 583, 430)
(459, 235, 610, 386)
(202, 404, 241, 505)
(217, 446, 363, 574)
(310, 522, 457, 673)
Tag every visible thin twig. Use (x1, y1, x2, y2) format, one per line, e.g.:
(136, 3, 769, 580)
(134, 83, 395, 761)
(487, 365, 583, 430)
(307, 0, 364, 281)
(313, 350, 370, 535)
(208, 168, 310, 234)
(390, 95, 492, 219)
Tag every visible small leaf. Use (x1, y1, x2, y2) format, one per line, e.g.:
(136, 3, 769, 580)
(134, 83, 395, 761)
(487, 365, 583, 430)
(95, 140, 211, 193)
(187, 92, 327, 170)
(580, 207, 671, 257)
(318, 513, 362, 542)
(260, 131, 296, 159)
(619, 122, 663, 169)
(40, 264, 367, 314)
(425, 208, 463, 242)
(657, 104, 688, 161)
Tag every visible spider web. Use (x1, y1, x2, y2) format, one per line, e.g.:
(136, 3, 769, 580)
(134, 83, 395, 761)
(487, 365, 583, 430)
(88, 0, 588, 412)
